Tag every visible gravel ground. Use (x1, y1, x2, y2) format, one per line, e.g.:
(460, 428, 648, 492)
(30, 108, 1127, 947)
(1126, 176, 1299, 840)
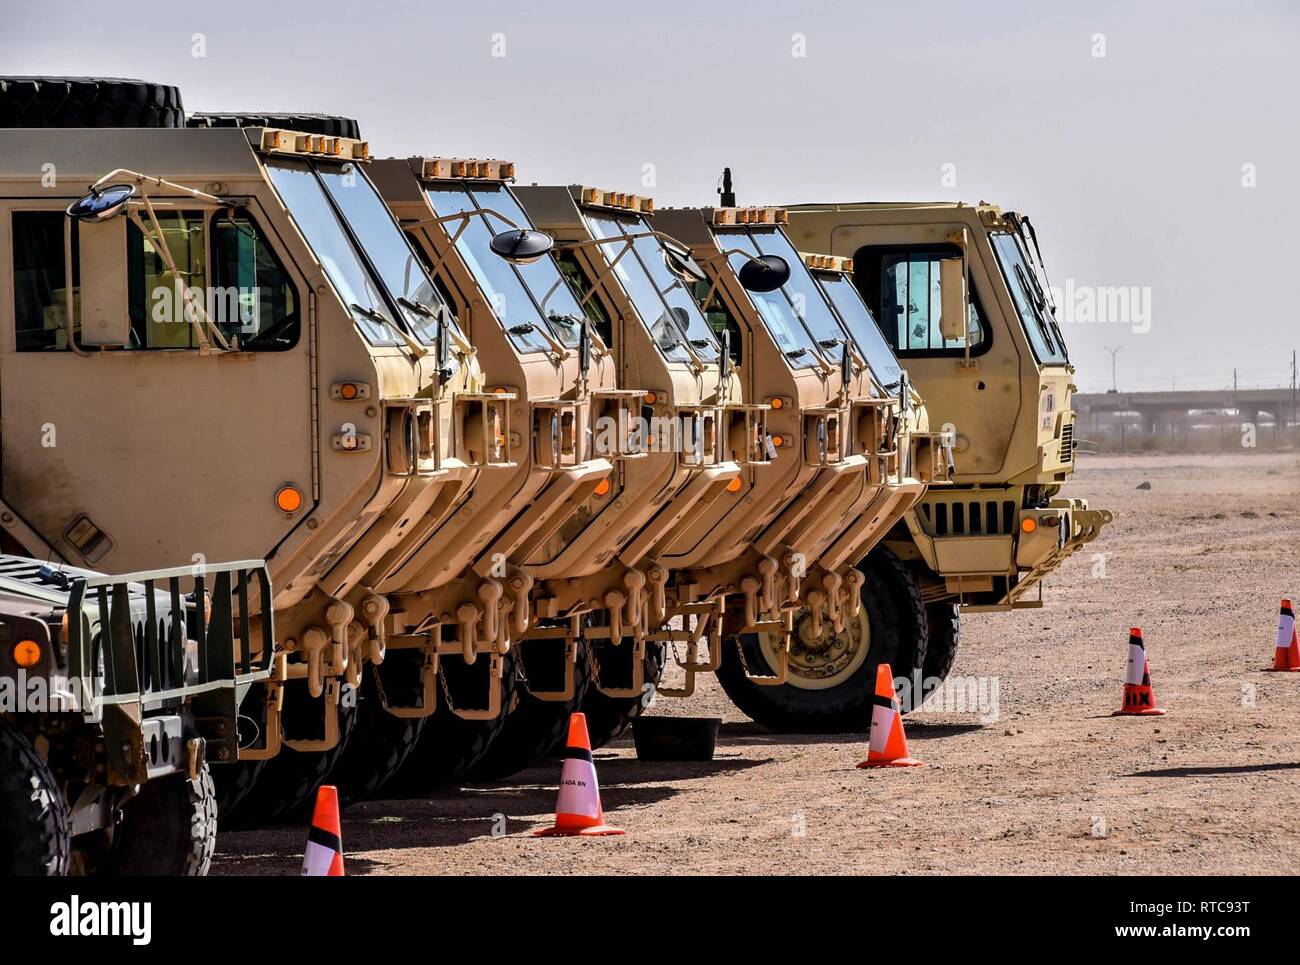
(214, 451, 1300, 875)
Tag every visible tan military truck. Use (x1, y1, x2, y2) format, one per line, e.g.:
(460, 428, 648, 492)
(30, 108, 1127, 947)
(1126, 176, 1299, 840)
(783, 198, 1112, 713)
(647, 206, 947, 728)
(0, 79, 537, 820)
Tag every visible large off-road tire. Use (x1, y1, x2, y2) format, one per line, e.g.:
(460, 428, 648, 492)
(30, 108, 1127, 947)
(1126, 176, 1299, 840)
(98, 766, 218, 876)
(469, 638, 594, 780)
(0, 720, 70, 875)
(0, 77, 185, 128)
(715, 546, 927, 732)
(188, 112, 361, 139)
(222, 679, 358, 827)
(211, 757, 265, 818)
(923, 602, 961, 686)
(581, 638, 667, 749)
(331, 650, 429, 806)
(381, 650, 518, 797)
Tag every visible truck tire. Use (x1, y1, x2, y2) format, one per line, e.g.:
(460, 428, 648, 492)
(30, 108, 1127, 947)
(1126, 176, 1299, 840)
(0, 77, 185, 128)
(221, 679, 358, 827)
(0, 720, 70, 875)
(188, 112, 361, 139)
(100, 766, 217, 876)
(468, 638, 594, 780)
(331, 650, 429, 806)
(582, 638, 667, 749)
(714, 547, 925, 732)
(381, 650, 518, 797)
(923, 603, 961, 686)
(211, 757, 265, 818)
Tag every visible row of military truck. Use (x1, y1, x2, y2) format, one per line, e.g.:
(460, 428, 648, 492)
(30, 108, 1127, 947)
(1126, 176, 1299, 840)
(0, 77, 1110, 874)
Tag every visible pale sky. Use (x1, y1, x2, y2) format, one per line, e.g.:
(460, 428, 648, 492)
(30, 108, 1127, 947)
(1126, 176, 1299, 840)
(4, 0, 1296, 392)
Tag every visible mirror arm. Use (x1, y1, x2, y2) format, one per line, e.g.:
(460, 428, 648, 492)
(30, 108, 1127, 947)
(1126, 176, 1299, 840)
(128, 203, 230, 354)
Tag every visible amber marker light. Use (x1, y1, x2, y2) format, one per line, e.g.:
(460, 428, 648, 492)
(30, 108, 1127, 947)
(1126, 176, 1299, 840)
(726, 477, 743, 493)
(1021, 517, 1037, 534)
(594, 478, 612, 497)
(276, 485, 304, 514)
(13, 640, 41, 668)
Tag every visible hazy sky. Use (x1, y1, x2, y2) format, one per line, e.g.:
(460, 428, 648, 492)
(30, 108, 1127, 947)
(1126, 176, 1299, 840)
(4, 0, 1296, 392)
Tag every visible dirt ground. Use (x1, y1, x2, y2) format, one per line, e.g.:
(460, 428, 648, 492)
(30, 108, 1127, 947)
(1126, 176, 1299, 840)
(214, 451, 1300, 875)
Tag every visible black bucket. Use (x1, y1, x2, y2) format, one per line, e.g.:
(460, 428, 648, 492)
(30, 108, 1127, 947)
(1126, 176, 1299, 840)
(632, 716, 722, 761)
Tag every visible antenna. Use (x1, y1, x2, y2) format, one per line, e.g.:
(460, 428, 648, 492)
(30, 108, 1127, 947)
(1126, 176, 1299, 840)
(719, 167, 736, 207)
(1105, 346, 1121, 393)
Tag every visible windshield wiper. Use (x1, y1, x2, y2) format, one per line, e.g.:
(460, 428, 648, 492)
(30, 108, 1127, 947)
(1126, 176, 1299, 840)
(786, 347, 809, 360)
(351, 302, 427, 360)
(1011, 265, 1061, 356)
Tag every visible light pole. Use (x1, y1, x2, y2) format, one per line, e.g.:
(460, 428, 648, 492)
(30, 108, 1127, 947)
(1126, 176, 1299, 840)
(1105, 346, 1121, 393)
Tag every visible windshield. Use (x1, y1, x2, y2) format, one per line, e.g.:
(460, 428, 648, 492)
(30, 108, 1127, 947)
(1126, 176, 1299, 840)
(266, 160, 397, 345)
(583, 212, 719, 364)
(423, 183, 583, 353)
(716, 229, 819, 369)
(990, 231, 1068, 364)
(818, 273, 903, 389)
(749, 227, 850, 362)
(267, 158, 459, 350)
(319, 163, 450, 344)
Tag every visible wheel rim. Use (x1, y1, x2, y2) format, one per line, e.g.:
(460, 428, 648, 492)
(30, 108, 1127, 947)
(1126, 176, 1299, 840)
(757, 604, 871, 690)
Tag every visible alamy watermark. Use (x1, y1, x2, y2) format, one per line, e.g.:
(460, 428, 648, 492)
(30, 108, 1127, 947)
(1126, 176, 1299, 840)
(894, 670, 1000, 723)
(1049, 279, 1151, 334)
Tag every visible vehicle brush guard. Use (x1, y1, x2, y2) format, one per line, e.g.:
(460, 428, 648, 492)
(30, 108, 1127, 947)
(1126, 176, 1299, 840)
(66, 560, 277, 781)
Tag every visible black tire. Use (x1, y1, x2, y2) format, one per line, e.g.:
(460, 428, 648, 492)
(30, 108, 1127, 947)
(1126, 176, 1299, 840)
(714, 546, 927, 732)
(380, 650, 518, 797)
(0, 720, 69, 875)
(469, 638, 594, 780)
(582, 638, 667, 750)
(188, 112, 361, 139)
(0, 77, 185, 128)
(221, 679, 358, 828)
(211, 757, 265, 818)
(330, 650, 429, 806)
(98, 766, 217, 876)
(923, 602, 961, 686)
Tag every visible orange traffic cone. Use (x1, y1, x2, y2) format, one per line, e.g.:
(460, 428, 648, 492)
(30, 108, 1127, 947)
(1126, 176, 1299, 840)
(1265, 599, 1300, 672)
(533, 713, 625, 837)
(1112, 628, 1165, 716)
(301, 784, 345, 876)
(857, 663, 924, 768)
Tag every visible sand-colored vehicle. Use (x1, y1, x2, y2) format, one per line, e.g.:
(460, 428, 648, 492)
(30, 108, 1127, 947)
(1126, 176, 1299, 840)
(785, 198, 1113, 704)
(0, 79, 554, 818)
(640, 205, 948, 728)
(0, 555, 272, 875)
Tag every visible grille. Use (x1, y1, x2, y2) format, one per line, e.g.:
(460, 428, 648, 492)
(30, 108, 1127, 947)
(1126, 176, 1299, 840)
(1059, 422, 1074, 462)
(919, 499, 1019, 537)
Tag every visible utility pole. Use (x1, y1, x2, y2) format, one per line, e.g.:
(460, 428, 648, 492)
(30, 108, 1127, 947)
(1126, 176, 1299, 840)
(1291, 349, 1296, 442)
(1105, 345, 1120, 393)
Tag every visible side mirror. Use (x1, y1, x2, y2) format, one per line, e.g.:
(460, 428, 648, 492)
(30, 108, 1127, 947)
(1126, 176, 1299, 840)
(489, 228, 554, 265)
(737, 254, 789, 293)
(939, 256, 968, 343)
(66, 183, 137, 222)
(663, 241, 707, 284)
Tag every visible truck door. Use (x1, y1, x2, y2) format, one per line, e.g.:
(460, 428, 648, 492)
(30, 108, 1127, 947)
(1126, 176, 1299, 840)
(2, 200, 314, 570)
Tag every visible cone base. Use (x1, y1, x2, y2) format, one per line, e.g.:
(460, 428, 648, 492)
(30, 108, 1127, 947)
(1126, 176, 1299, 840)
(857, 757, 925, 768)
(1262, 666, 1300, 673)
(1111, 707, 1166, 716)
(533, 824, 626, 837)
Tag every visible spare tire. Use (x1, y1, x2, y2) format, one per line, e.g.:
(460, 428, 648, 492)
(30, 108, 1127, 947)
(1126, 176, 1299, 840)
(188, 112, 361, 140)
(0, 77, 185, 128)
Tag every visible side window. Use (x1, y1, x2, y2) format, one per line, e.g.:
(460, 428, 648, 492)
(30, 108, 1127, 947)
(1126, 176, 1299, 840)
(857, 246, 988, 357)
(12, 211, 80, 351)
(210, 211, 300, 350)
